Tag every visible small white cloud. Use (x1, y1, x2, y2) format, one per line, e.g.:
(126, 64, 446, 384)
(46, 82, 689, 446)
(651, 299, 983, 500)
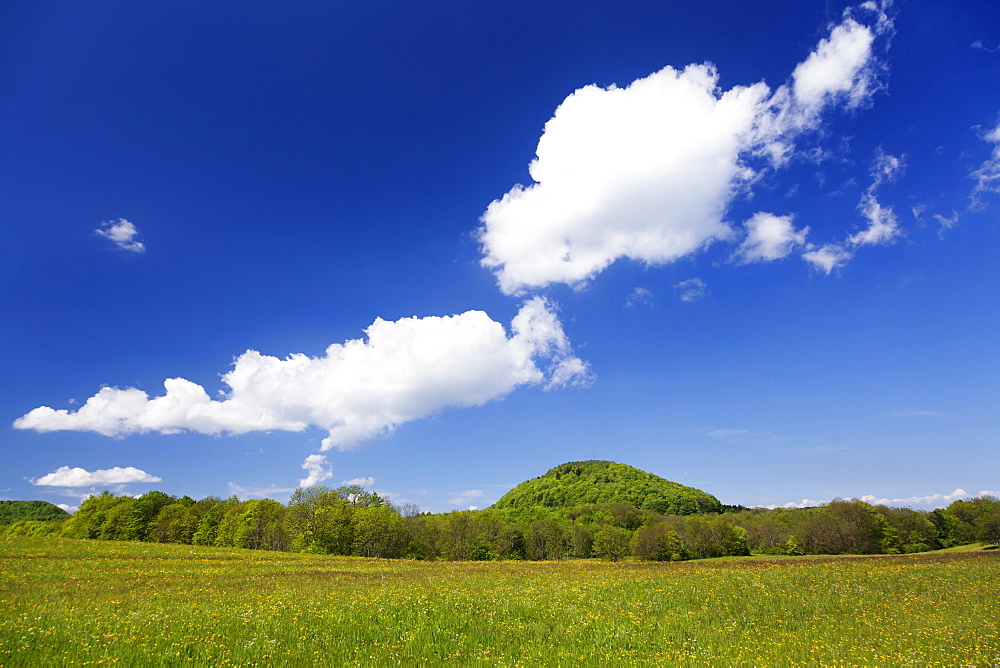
(448, 489, 485, 506)
(14, 298, 590, 451)
(804, 147, 902, 270)
(30, 465, 161, 487)
(626, 287, 654, 308)
(769, 497, 829, 509)
(340, 476, 376, 488)
(56, 503, 79, 513)
(674, 278, 708, 303)
(802, 243, 853, 274)
(96, 218, 145, 253)
(790, 17, 878, 114)
(869, 148, 905, 188)
(849, 192, 901, 246)
(731, 212, 809, 264)
(299, 454, 333, 488)
(933, 211, 960, 236)
(700, 428, 750, 438)
(227, 482, 295, 500)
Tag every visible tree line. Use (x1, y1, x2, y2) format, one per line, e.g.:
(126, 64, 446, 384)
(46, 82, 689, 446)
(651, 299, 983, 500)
(4, 486, 999, 561)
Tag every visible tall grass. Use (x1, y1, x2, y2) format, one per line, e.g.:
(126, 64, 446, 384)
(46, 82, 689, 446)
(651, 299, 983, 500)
(1, 536, 997, 665)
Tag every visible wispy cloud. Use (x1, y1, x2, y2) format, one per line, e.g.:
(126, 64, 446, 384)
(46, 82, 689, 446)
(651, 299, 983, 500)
(30, 465, 161, 487)
(227, 482, 295, 500)
(448, 489, 486, 509)
(698, 428, 750, 438)
(625, 287, 654, 308)
(341, 476, 376, 488)
(674, 278, 708, 303)
(970, 119, 1000, 210)
(803, 148, 904, 273)
(893, 409, 943, 418)
(96, 218, 145, 252)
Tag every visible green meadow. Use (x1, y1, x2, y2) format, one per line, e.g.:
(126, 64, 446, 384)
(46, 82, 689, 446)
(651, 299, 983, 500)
(1, 536, 998, 666)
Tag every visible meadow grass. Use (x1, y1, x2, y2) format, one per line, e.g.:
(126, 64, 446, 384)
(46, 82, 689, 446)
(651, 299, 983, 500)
(1, 536, 997, 666)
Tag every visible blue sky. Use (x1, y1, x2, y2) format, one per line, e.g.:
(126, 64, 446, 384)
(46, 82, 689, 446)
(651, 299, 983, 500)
(3, 0, 997, 513)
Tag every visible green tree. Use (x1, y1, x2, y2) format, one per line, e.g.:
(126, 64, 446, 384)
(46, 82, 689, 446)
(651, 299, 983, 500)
(61, 491, 122, 539)
(525, 519, 566, 560)
(125, 491, 175, 542)
(977, 509, 1000, 547)
(782, 535, 804, 556)
(192, 497, 237, 546)
(352, 505, 406, 558)
(592, 525, 632, 561)
(631, 523, 686, 561)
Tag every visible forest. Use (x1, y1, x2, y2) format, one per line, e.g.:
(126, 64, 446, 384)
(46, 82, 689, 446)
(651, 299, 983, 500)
(3, 484, 999, 561)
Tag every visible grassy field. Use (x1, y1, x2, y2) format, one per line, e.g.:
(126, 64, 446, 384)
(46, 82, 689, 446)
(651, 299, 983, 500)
(1, 537, 998, 666)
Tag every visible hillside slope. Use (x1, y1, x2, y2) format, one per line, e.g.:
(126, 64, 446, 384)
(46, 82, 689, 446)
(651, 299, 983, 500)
(0, 500, 70, 524)
(492, 460, 721, 515)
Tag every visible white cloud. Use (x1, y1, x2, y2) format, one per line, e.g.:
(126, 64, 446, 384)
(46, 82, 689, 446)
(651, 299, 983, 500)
(299, 454, 333, 488)
(803, 148, 903, 271)
(448, 489, 485, 507)
(869, 148, 904, 188)
(860, 489, 1000, 508)
(699, 428, 750, 438)
(340, 476, 376, 488)
(849, 192, 901, 246)
(731, 212, 809, 264)
(227, 482, 296, 500)
(625, 287, 654, 308)
(30, 465, 161, 487)
(478, 5, 888, 294)
(893, 409, 943, 418)
(970, 118, 1000, 209)
(933, 211, 960, 236)
(770, 498, 829, 510)
(56, 503, 79, 514)
(96, 218, 145, 252)
(14, 298, 591, 451)
(802, 243, 854, 274)
(769, 488, 999, 510)
(790, 17, 878, 116)
(674, 278, 708, 303)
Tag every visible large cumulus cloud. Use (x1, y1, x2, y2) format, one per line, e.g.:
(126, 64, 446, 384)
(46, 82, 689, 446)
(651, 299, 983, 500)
(14, 298, 590, 451)
(478, 4, 891, 294)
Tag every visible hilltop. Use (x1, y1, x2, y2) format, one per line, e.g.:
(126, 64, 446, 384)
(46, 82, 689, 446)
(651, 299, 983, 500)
(0, 500, 70, 524)
(492, 460, 721, 515)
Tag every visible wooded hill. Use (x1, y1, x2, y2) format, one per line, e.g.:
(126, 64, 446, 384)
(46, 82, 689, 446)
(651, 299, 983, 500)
(493, 460, 721, 514)
(0, 500, 69, 524)
(5, 460, 999, 561)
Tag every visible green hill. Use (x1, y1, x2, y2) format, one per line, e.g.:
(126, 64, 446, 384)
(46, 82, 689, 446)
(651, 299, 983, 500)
(492, 460, 721, 515)
(0, 500, 70, 524)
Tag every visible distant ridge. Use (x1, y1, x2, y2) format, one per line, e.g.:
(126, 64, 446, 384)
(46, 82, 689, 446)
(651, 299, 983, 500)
(492, 460, 721, 515)
(0, 500, 70, 524)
